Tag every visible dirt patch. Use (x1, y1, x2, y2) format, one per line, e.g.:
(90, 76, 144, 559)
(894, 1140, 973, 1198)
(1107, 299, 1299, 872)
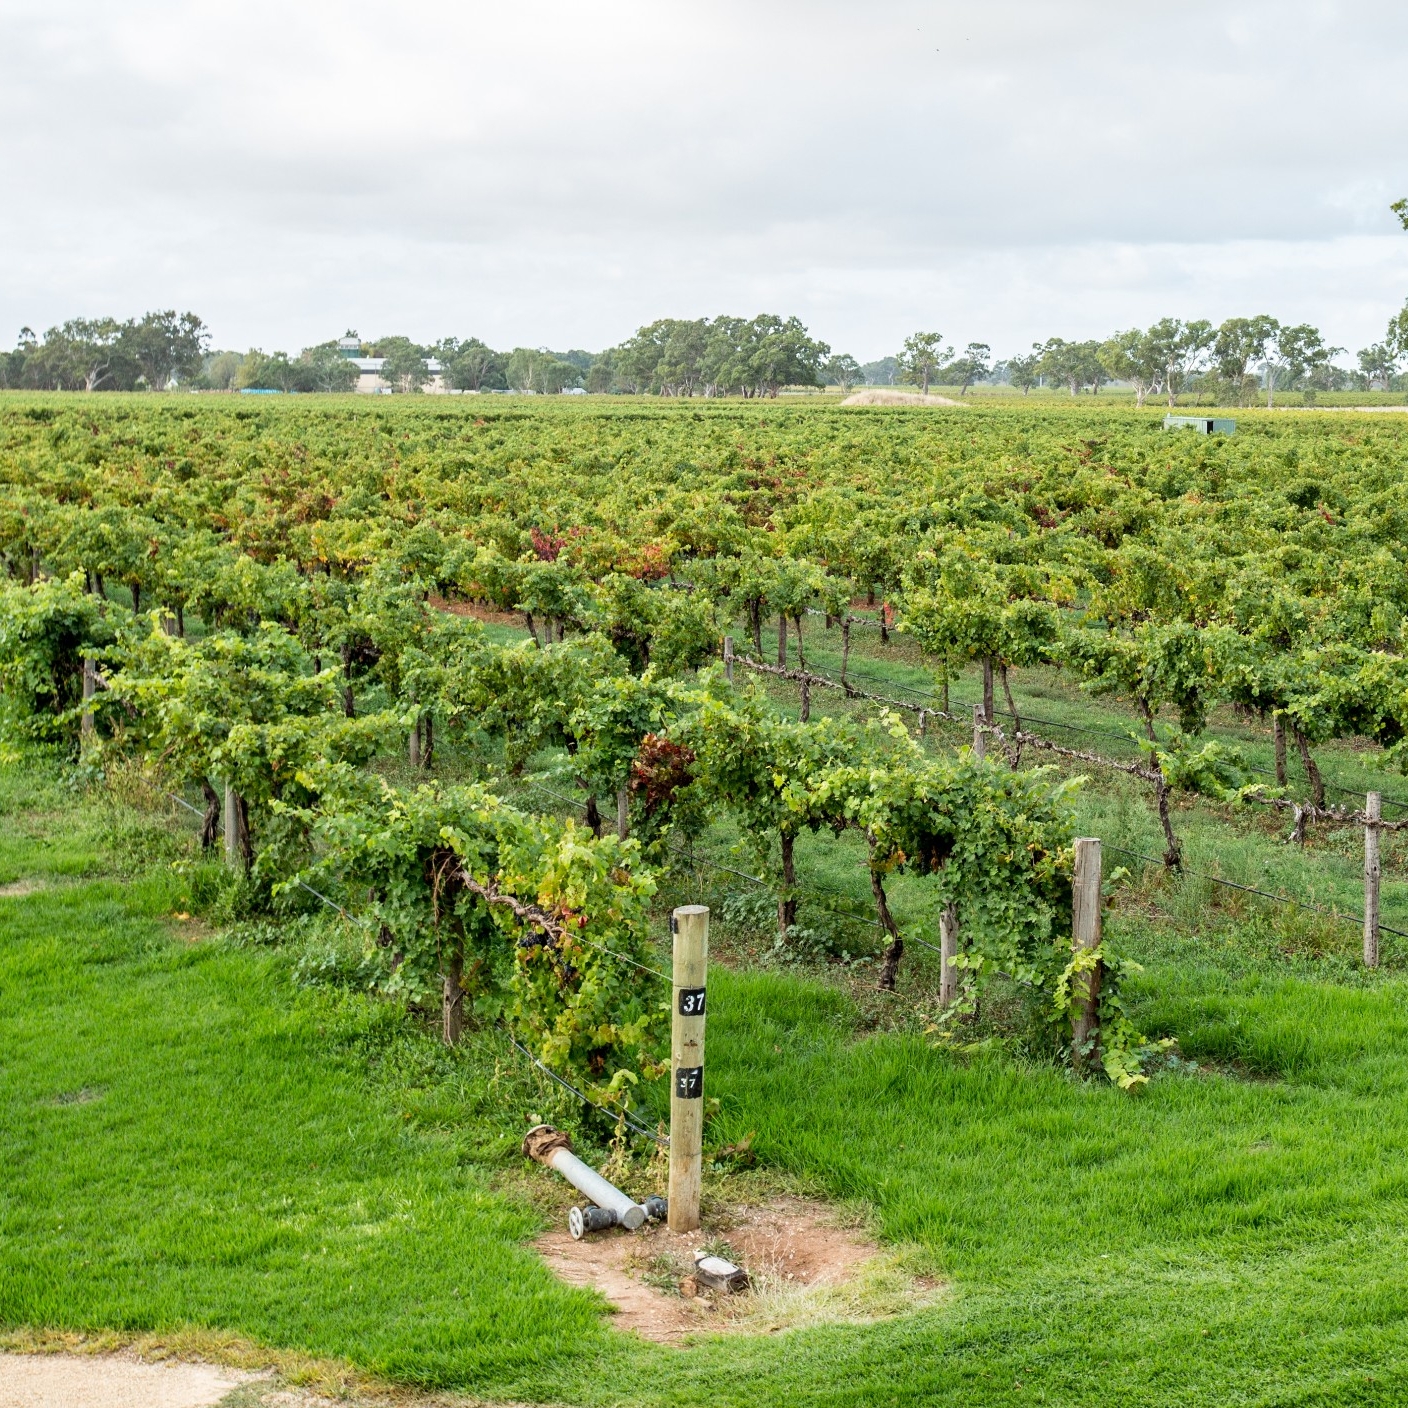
(536, 1196, 942, 1343)
(0, 1353, 252, 1408)
(426, 596, 528, 631)
(840, 390, 965, 408)
(0, 879, 46, 898)
(0, 1333, 502, 1407)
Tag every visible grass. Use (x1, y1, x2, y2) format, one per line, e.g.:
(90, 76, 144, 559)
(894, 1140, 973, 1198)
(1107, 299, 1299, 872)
(8, 722, 1408, 1403)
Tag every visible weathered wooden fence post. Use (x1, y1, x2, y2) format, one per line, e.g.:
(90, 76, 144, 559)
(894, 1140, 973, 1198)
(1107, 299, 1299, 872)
(223, 784, 240, 869)
(617, 787, 630, 842)
(939, 902, 959, 1005)
(80, 655, 96, 742)
(1365, 792, 1382, 970)
(972, 704, 986, 762)
(723, 635, 734, 684)
(1070, 837, 1103, 1070)
(668, 904, 709, 1233)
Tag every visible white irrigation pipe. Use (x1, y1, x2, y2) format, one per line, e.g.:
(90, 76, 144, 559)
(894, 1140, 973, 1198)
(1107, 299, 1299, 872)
(523, 1124, 648, 1230)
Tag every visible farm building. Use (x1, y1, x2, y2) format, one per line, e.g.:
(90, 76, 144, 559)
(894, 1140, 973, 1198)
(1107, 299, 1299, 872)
(337, 335, 447, 394)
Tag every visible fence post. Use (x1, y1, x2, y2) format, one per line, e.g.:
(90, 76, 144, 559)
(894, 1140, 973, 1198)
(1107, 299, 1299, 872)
(723, 635, 734, 684)
(939, 902, 959, 1005)
(972, 705, 986, 762)
(1365, 792, 1382, 970)
(80, 655, 96, 741)
(1070, 837, 1102, 1070)
(668, 905, 709, 1233)
(223, 784, 240, 869)
(617, 787, 630, 842)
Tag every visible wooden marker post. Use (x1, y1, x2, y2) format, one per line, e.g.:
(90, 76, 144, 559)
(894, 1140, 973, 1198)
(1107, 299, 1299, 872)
(223, 784, 239, 868)
(723, 635, 734, 684)
(939, 902, 959, 1005)
(1070, 838, 1102, 1070)
(972, 705, 986, 761)
(668, 904, 709, 1233)
(1364, 792, 1382, 970)
(80, 655, 96, 742)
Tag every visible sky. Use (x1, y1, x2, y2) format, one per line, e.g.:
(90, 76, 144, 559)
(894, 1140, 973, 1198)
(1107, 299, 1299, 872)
(2, 1, 1407, 364)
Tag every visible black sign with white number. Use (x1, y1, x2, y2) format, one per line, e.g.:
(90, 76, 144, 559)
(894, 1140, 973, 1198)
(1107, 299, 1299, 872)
(674, 1065, 704, 1099)
(678, 986, 706, 1016)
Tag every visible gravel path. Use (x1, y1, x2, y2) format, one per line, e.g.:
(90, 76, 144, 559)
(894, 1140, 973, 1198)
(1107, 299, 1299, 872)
(0, 1354, 249, 1407)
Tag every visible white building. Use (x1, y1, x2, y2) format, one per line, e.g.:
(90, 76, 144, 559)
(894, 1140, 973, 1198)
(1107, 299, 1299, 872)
(337, 336, 447, 394)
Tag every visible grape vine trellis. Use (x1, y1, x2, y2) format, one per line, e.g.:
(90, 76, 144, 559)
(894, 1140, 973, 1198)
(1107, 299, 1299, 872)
(7, 394, 1408, 1100)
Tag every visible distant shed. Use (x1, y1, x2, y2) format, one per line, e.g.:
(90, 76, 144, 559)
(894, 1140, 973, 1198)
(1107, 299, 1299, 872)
(1163, 414, 1235, 436)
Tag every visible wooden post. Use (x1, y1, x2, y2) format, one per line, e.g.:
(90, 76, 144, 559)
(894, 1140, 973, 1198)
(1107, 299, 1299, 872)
(972, 704, 986, 761)
(223, 784, 239, 868)
(668, 905, 709, 1233)
(1365, 792, 1381, 970)
(617, 787, 630, 841)
(917, 708, 927, 739)
(408, 714, 421, 769)
(80, 655, 96, 740)
(723, 635, 734, 684)
(1070, 837, 1102, 1069)
(982, 656, 995, 724)
(939, 902, 959, 1005)
(777, 612, 787, 667)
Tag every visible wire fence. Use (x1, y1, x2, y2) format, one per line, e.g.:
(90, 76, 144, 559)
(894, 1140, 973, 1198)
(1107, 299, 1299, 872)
(762, 626, 1408, 814)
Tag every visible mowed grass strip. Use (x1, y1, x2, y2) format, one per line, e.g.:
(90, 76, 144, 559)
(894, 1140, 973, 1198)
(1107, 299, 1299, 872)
(0, 868, 613, 1386)
(6, 756, 1408, 1404)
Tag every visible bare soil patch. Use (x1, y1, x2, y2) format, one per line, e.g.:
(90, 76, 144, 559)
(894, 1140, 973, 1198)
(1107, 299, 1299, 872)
(0, 1335, 503, 1407)
(536, 1195, 942, 1343)
(840, 390, 965, 408)
(0, 880, 45, 898)
(0, 1353, 251, 1408)
(427, 597, 528, 631)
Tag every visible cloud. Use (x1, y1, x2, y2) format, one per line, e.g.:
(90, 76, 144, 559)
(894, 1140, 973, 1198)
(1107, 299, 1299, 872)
(0, 0, 1405, 357)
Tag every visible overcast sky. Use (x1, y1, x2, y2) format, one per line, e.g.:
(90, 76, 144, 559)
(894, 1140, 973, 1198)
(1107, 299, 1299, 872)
(2, 1, 1407, 363)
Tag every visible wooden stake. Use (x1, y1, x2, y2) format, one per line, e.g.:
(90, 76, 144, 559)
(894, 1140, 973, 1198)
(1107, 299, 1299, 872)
(80, 655, 96, 740)
(1365, 792, 1381, 970)
(617, 787, 630, 841)
(223, 784, 239, 868)
(668, 905, 709, 1233)
(972, 705, 986, 761)
(723, 635, 734, 683)
(939, 903, 959, 1005)
(1070, 837, 1102, 1070)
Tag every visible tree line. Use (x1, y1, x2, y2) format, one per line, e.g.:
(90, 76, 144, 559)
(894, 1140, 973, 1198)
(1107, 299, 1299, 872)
(5, 302, 1408, 401)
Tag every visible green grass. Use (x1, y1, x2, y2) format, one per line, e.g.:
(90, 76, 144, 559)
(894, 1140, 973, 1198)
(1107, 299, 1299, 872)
(8, 750, 1408, 1404)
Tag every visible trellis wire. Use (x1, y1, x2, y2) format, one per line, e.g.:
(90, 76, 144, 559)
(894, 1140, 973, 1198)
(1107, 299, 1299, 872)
(772, 632, 1408, 813)
(1103, 842, 1408, 940)
(505, 1033, 667, 1146)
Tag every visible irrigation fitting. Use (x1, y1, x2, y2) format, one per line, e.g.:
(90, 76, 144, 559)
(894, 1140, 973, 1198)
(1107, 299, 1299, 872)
(522, 1123, 651, 1236)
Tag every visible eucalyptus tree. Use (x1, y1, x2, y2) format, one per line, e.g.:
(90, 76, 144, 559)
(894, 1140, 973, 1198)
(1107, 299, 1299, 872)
(897, 331, 950, 395)
(1097, 328, 1163, 407)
